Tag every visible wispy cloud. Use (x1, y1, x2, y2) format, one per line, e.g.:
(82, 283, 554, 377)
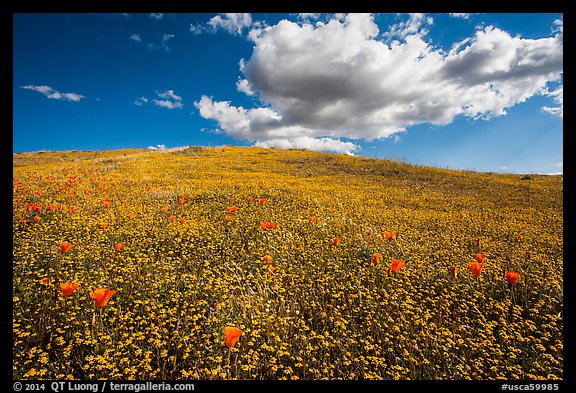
(150, 13, 164, 20)
(21, 85, 85, 102)
(135, 90, 183, 109)
(449, 13, 476, 20)
(130, 33, 142, 42)
(196, 13, 563, 155)
(208, 13, 253, 35)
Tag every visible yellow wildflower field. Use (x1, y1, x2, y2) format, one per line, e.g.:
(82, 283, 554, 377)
(13, 146, 563, 380)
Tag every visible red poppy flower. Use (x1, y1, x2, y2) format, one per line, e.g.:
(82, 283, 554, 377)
(475, 253, 486, 263)
(60, 241, 73, 253)
(388, 258, 405, 273)
(224, 327, 243, 348)
(505, 271, 520, 285)
(333, 237, 341, 246)
(450, 265, 458, 279)
(468, 262, 483, 277)
(90, 288, 116, 309)
(61, 282, 79, 297)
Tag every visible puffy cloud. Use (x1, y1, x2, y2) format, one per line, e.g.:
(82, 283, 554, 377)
(147, 144, 167, 150)
(21, 85, 85, 102)
(208, 13, 253, 35)
(255, 137, 359, 155)
(236, 78, 255, 96)
(197, 13, 563, 153)
(130, 33, 142, 42)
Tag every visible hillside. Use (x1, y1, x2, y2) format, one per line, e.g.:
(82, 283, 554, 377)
(12, 146, 563, 380)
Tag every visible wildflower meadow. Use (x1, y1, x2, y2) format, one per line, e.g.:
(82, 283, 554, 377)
(13, 146, 563, 380)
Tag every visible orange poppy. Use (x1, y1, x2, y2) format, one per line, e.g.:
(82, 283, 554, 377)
(40, 277, 51, 285)
(333, 237, 341, 246)
(179, 197, 186, 205)
(308, 216, 317, 224)
(180, 218, 187, 224)
(450, 265, 458, 279)
(468, 262, 483, 277)
(259, 198, 268, 205)
(33, 216, 42, 222)
(169, 216, 176, 222)
(224, 327, 243, 348)
(260, 221, 278, 230)
(60, 241, 73, 253)
(371, 253, 382, 266)
(449, 265, 458, 279)
(161, 207, 168, 213)
(505, 271, 520, 285)
(267, 266, 276, 274)
(100, 223, 108, 229)
(70, 208, 79, 214)
(226, 206, 239, 213)
(115, 243, 124, 252)
(475, 253, 486, 263)
(226, 215, 234, 221)
(388, 258, 405, 273)
(264, 255, 272, 264)
(61, 282, 79, 297)
(384, 231, 396, 241)
(128, 213, 135, 220)
(102, 199, 111, 208)
(90, 288, 116, 309)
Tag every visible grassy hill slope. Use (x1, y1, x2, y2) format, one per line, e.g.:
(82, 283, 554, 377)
(12, 146, 563, 380)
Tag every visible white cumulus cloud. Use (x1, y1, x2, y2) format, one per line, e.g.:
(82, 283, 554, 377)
(196, 13, 563, 154)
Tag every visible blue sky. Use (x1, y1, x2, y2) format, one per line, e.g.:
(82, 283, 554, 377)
(13, 13, 563, 174)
